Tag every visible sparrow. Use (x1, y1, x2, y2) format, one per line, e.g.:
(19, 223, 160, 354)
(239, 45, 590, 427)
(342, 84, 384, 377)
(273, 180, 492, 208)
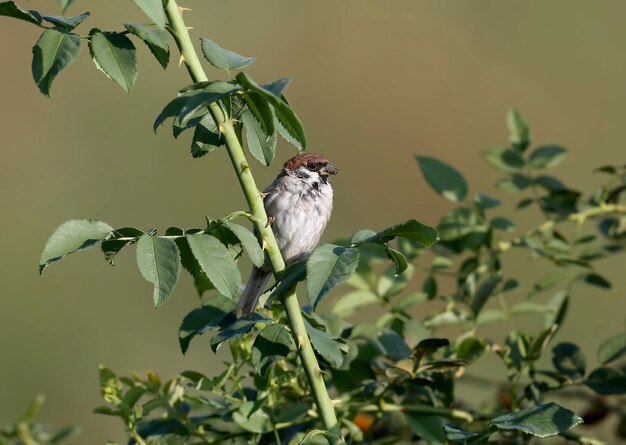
(235, 153, 339, 317)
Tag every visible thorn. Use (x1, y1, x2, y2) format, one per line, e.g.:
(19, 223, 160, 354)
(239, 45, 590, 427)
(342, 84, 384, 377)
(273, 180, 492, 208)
(297, 334, 304, 349)
(218, 124, 226, 134)
(259, 191, 269, 199)
(178, 6, 192, 13)
(265, 216, 275, 228)
(187, 26, 194, 31)
(262, 238, 269, 251)
(178, 54, 185, 66)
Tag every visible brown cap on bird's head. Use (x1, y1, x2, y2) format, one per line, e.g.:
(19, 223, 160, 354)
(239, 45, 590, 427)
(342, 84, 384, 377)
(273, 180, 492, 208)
(284, 153, 339, 176)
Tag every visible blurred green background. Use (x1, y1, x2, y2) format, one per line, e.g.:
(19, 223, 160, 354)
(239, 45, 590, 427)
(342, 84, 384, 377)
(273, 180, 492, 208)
(1, 1, 625, 442)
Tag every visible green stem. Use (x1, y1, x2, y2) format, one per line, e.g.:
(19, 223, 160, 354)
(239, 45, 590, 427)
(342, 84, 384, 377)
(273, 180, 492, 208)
(164, 1, 343, 441)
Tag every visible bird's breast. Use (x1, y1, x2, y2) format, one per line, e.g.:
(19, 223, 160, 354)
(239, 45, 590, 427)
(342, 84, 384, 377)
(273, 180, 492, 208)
(265, 183, 333, 264)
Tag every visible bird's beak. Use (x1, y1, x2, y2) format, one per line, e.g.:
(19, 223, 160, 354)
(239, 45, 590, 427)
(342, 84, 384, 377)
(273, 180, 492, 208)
(320, 164, 339, 176)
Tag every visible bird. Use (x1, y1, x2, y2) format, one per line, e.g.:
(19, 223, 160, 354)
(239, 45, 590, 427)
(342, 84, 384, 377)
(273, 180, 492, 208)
(235, 153, 338, 317)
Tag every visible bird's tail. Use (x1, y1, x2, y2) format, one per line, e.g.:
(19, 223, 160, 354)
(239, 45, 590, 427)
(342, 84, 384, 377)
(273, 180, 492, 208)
(236, 266, 271, 318)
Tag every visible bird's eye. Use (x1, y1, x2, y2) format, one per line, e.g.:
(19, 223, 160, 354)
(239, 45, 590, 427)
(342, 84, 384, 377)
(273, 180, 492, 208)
(307, 162, 317, 171)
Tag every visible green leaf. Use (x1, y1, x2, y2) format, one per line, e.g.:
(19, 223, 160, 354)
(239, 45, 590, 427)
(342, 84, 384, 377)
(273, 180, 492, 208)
(261, 77, 292, 97)
(186, 234, 242, 299)
(597, 332, 626, 365)
(31, 29, 81, 96)
(165, 228, 214, 296)
(210, 313, 271, 352)
(42, 12, 90, 30)
(470, 275, 499, 316)
(384, 244, 408, 275)
(404, 413, 446, 444)
(123, 23, 169, 69)
(412, 337, 450, 363)
(456, 337, 487, 362)
(200, 37, 255, 70)
(491, 216, 515, 232)
(379, 332, 411, 360)
(273, 99, 307, 150)
(235, 73, 305, 149)
(585, 366, 626, 395)
(40, 219, 113, 274)
(252, 324, 293, 377)
(88, 29, 137, 92)
(357, 219, 438, 247)
(59, 0, 75, 14)
(438, 208, 484, 242)
(510, 301, 548, 316)
(416, 156, 468, 202)
(489, 402, 582, 437)
(580, 272, 612, 289)
(306, 244, 360, 309)
(528, 272, 568, 297)
(552, 342, 586, 379)
(131, 0, 165, 30)
(394, 292, 428, 312)
(0, 1, 42, 25)
(232, 401, 272, 434)
(178, 295, 235, 353)
(444, 426, 485, 444)
(220, 221, 264, 268)
(529, 145, 567, 169)
(101, 227, 145, 265)
(136, 235, 181, 307)
(242, 109, 276, 166)
(422, 275, 437, 299)
(496, 174, 531, 191)
(507, 108, 531, 151)
(482, 147, 525, 172)
(476, 309, 506, 326)
(332, 290, 378, 317)
(502, 278, 520, 292)
(191, 114, 222, 157)
(269, 260, 306, 300)
(153, 82, 238, 130)
(473, 193, 501, 210)
(303, 318, 346, 367)
(545, 291, 569, 329)
(377, 264, 414, 298)
(235, 72, 288, 102)
(534, 175, 567, 191)
(182, 364, 234, 391)
(243, 91, 275, 138)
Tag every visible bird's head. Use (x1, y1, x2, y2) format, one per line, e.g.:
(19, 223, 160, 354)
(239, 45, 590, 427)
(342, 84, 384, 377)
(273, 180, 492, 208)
(283, 153, 339, 184)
